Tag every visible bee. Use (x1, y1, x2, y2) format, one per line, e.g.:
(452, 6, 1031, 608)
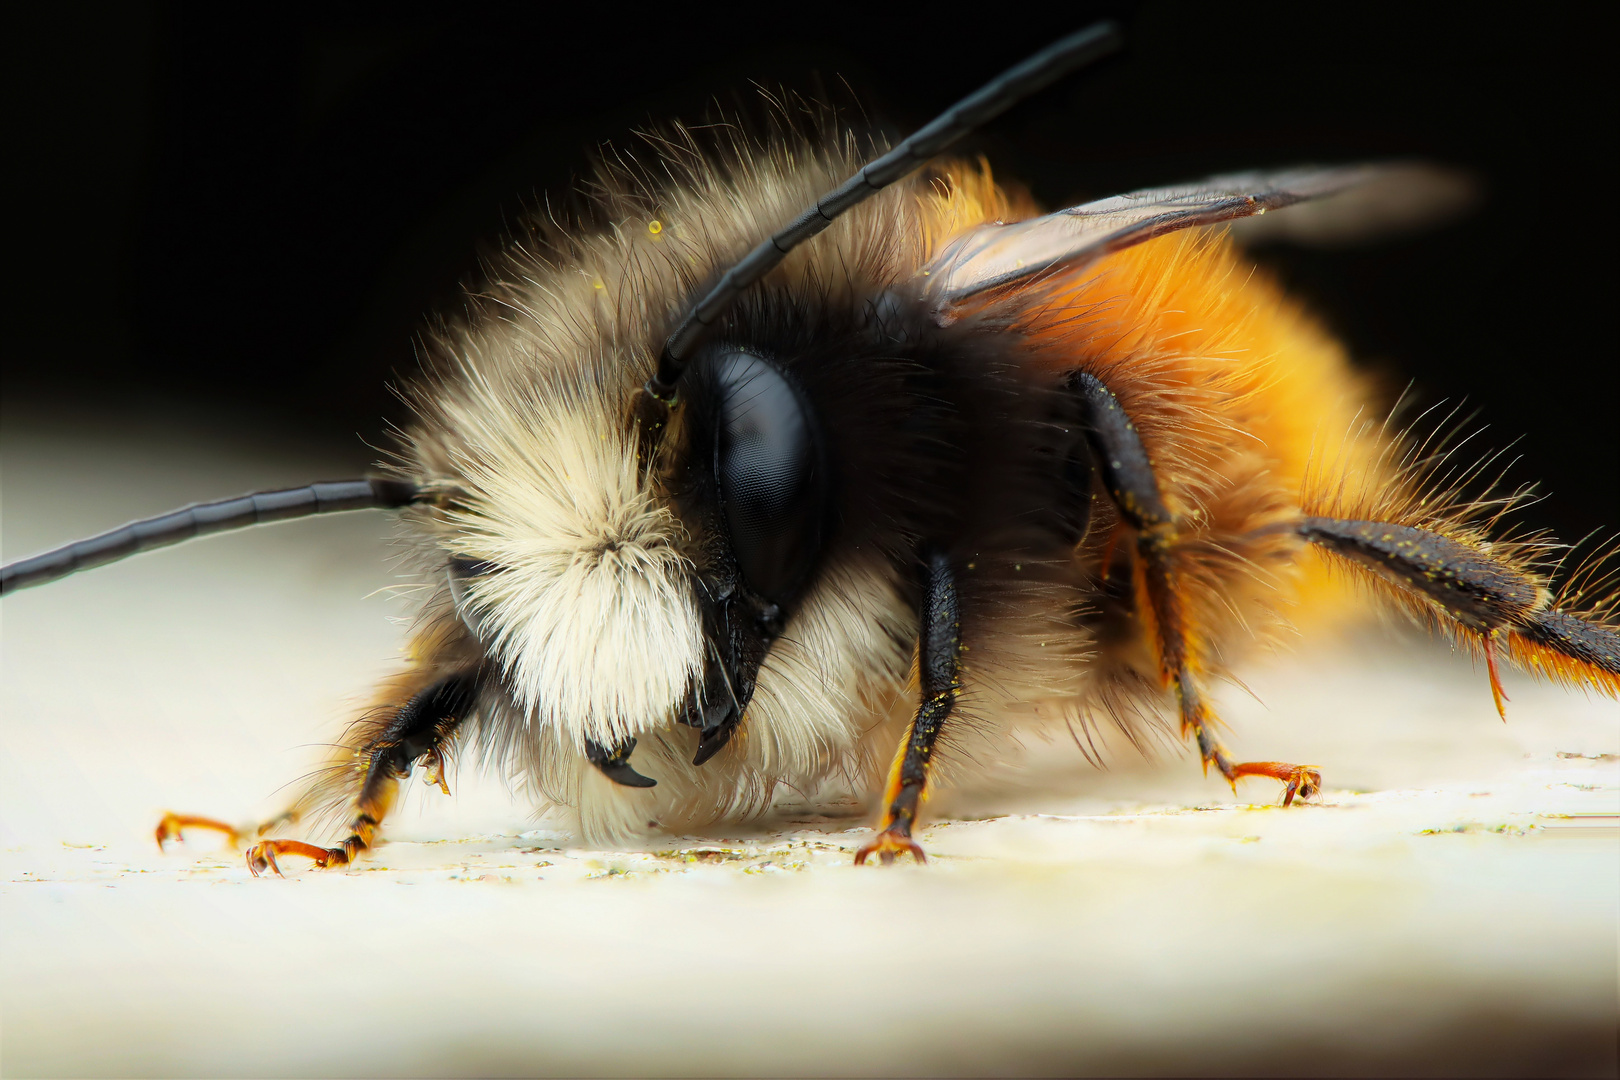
(3, 22, 1615, 876)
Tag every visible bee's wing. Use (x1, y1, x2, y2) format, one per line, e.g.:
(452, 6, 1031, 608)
(920, 165, 1417, 316)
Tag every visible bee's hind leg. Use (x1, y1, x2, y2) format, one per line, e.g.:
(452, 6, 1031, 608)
(231, 669, 482, 876)
(856, 550, 962, 865)
(1069, 371, 1322, 805)
(1299, 517, 1620, 709)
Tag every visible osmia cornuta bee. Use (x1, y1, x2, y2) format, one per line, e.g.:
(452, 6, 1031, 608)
(4, 23, 1616, 874)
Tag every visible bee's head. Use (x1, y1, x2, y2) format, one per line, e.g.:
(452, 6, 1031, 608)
(432, 338, 833, 764)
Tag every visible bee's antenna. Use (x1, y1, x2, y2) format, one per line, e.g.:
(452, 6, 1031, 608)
(643, 20, 1124, 404)
(1, 479, 427, 595)
(11, 28, 1126, 595)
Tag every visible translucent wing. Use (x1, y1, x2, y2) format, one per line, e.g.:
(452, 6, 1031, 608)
(1223, 163, 1477, 248)
(919, 165, 1389, 317)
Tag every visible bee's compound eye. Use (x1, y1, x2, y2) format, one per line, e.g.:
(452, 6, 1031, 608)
(713, 350, 827, 603)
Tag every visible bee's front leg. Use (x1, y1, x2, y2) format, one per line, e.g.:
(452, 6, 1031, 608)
(242, 669, 481, 876)
(157, 668, 481, 875)
(857, 550, 961, 866)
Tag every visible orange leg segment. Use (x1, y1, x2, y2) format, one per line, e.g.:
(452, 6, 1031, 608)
(155, 808, 301, 853)
(1171, 641, 1323, 806)
(155, 813, 243, 851)
(1482, 632, 1510, 722)
(246, 839, 345, 877)
(1225, 760, 1323, 807)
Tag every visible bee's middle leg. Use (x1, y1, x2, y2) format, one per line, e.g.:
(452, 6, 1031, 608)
(1071, 371, 1321, 805)
(856, 550, 962, 865)
(1137, 549, 1321, 804)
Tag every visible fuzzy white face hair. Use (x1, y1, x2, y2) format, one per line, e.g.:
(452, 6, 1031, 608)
(439, 359, 705, 755)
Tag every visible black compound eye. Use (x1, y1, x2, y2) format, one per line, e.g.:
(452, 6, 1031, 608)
(712, 350, 827, 603)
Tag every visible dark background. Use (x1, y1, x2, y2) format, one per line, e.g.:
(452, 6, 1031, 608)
(9, 3, 1615, 548)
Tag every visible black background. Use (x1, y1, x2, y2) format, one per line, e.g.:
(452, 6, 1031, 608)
(10, 3, 1615, 547)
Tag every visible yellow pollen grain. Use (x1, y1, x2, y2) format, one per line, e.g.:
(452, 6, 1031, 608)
(648, 220, 663, 236)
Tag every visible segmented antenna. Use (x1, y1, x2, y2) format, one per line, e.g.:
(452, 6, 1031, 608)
(644, 20, 1123, 402)
(1, 479, 423, 595)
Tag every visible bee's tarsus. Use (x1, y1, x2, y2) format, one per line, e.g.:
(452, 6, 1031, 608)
(1223, 762, 1325, 806)
(245, 839, 342, 878)
(1518, 609, 1620, 678)
(854, 829, 927, 866)
(154, 812, 242, 852)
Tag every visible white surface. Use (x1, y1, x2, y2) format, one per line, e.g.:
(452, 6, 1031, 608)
(3, 411, 1617, 1077)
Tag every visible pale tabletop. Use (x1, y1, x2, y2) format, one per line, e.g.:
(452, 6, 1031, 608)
(4, 410, 1615, 1078)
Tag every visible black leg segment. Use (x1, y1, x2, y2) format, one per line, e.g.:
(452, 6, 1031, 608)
(372, 671, 482, 783)
(856, 549, 962, 865)
(1300, 515, 1620, 715)
(1298, 518, 1542, 632)
(1519, 610, 1620, 676)
(1070, 371, 1173, 535)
